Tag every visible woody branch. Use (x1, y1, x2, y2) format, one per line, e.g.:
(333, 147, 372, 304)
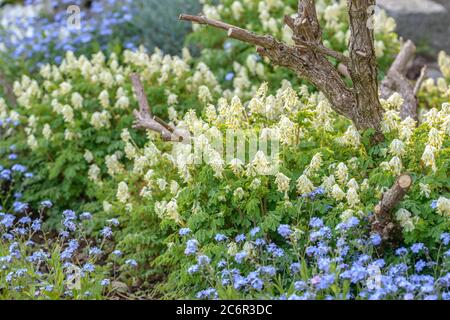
(180, 0, 387, 139)
(130, 73, 186, 142)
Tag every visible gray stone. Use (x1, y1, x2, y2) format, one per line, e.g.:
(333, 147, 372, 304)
(432, 0, 450, 12)
(377, 0, 450, 55)
(426, 63, 444, 80)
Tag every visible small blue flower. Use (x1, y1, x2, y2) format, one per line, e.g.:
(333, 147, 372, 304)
(27, 250, 49, 263)
(107, 218, 120, 226)
(1, 214, 15, 228)
(217, 260, 227, 269)
(197, 255, 210, 266)
(290, 262, 301, 273)
(225, 72, 235, 81)
(259, 266, 276, 277)
(403, 293, 414, 300)
(415, 260, 427, 272)
(304, 187, 325, 200)
(63, 219, 77, 232)
(100, 279, 110, 286)
(80, 212, 92, 220)
(370, 233, 382, 246)
(125, 259, 138, 268)
(18, 216, 31, 225)
(223, 41, 233, 51)
(235, 251, 247, 264)
(411, 243, 425, 254)
(44, 285, 54, 292)
(184, 239, 198, 255)
(59, 231, 70, 239)
(101, 226, 113, 238)
(179, 228, 191, 236)
(196, 288, 218, 300)
(250, 277, 264, 291)
(250, 227, 260, 237)
(315, 274, 335, 290)
(318, 258, 331, 272)
(346, 217, 360, 228)
(188, 264, 200, 274)
(111, 250, 122, 257)
(13, 201, 28, 213)
(233, 274, 248, 290)
(11, 164, 27, 173)
(89, 247, 102, 256)
(235, 234, 246, 243)
(440, 233, 450, 246)
(277, 224, 292, 238)
(24, 172, 34, 179)
(395, 247, 408, 256)
(25, 240, 34, 247)
(62, 210, 76, 221)
(294, 281, 307, 291)
(82, 263, 95, 273)
(309, 217, 324, 228)
(438, 273, 450, 287)
(254, 238, 266, 246)
(40, 200, 53, 208)
(215, 234, 228, 242)
(430, 200, 438, 210)
(1, 169, 12, 180)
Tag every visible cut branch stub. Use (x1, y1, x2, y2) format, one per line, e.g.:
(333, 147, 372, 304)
(370, 174, 413, 246)
(130, 73, 186, 142)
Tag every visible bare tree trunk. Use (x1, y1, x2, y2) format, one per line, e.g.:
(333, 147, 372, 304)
(347, 0, 384, 138)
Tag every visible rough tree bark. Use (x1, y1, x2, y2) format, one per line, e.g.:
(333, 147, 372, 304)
(180, 0, 388, 141)
(370, 174, 413, 246)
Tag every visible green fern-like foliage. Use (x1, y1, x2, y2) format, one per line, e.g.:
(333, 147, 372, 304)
(1, 47, 223, 218)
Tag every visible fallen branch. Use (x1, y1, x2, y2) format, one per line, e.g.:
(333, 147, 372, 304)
(381, 40, 425, 121)
(130, 74, 186, 142)
(370, 174, 413, 246)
